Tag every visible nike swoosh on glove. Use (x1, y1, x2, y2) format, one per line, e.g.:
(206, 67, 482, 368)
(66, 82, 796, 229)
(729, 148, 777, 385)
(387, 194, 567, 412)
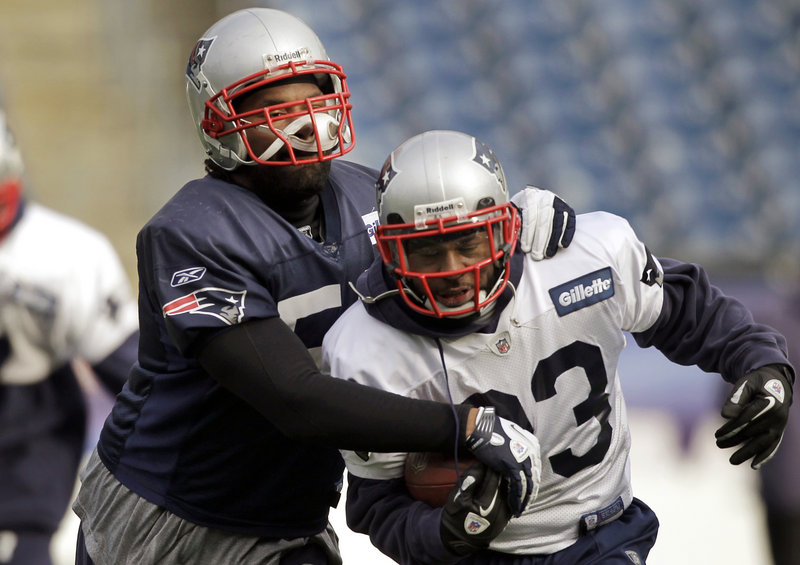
(440, 463, 512, 556)
(464, 407, 542, 516)
(510, 185, 576, 260)
(715, 364, 794, 469)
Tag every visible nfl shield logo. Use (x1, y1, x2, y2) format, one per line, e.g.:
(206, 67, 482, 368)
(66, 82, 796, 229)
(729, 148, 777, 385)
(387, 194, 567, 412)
(495, 338, 511, 354)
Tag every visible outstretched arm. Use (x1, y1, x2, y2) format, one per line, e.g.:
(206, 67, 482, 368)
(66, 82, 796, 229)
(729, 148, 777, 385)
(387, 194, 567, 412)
(632, 257, 792, 378)
(633, 257, 795, 469)
(200, 317, 539, 513)
(199, 316, 469, 453)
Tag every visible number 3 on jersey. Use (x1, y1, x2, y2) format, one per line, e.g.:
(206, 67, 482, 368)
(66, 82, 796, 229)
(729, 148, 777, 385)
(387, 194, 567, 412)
(533, 341, 612, 477)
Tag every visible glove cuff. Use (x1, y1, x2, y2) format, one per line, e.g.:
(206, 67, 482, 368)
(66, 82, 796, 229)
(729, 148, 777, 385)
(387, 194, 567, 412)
(750, 364, 795, 393)
(464, 407, 495, 451)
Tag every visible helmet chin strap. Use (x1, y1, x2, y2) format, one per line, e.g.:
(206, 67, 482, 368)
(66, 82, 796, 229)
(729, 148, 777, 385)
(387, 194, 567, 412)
(256, 112, 350, 161)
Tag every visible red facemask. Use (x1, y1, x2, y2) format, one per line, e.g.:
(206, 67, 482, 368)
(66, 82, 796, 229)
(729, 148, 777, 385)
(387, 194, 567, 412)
(201, 60, 354, 166)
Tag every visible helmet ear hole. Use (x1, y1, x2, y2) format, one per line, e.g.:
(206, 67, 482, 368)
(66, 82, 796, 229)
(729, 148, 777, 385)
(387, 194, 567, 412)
(477, 197, 495, 208)
(386, 212, 404, 225)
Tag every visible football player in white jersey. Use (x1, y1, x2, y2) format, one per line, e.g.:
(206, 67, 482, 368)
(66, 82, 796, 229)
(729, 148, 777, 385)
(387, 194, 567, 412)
(322, 130, 794, 564)
(0, 109, 139, 565)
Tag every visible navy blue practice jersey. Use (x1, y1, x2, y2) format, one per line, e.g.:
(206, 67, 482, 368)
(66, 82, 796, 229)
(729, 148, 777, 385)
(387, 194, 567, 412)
(97, 160, 381, 538)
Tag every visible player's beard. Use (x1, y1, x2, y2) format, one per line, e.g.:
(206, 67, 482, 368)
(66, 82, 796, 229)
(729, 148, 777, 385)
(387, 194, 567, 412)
(240, 157, 332, 215)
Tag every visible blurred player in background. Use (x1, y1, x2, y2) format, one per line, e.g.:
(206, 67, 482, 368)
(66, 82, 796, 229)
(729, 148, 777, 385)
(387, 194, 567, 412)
(322, 129, 794, 564)
(72, 8, 575, 565)
(0, 108, 138, 565)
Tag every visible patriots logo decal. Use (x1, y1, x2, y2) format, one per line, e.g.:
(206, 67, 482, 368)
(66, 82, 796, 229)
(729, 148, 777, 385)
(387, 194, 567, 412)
(472, 138, 505, 191)
(186, 37, 215, 90)
(376, 159, 398, 210)
(163, 287, 246, 325)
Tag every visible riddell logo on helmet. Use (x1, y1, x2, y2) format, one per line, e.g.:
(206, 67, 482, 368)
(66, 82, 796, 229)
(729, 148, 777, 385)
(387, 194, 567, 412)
(264, 47, 311, 67)
(414, 198, 468, 228)
(425, 203, 457, 214)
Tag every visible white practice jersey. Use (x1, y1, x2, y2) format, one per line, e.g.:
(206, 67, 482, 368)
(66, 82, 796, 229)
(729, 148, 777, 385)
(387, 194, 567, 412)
(0, 203, 138, 385)
(322, 212, 664, 554)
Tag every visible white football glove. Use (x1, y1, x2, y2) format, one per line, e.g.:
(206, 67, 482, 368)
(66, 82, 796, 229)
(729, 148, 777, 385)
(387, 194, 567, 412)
(511, 186, 575, 260)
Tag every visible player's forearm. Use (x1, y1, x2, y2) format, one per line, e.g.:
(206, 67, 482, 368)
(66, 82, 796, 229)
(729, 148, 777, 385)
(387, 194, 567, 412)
(632, 257, 791, 381)
(346, 474, 462, 565)
(199, 317, 474, 452)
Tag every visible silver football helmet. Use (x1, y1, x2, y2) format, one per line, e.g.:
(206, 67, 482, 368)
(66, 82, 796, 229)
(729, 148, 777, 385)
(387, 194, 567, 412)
(185, 8, 354, 171)
(375, 130, 520, 318)
(0, 110, 24, 234)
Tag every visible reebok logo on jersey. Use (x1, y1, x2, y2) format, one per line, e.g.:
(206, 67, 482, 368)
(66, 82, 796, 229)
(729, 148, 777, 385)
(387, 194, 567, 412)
(170, 267, 207, 287)
(163, 287, 246, 325)
(640, 247, 664, 287)
(550, 267, 614, 316)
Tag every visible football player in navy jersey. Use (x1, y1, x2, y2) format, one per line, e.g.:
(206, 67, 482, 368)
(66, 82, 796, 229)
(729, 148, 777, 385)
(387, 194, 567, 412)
(322, 130, 794, 564)
(0, 108, 138, 565)
(72, 8, 575, 565)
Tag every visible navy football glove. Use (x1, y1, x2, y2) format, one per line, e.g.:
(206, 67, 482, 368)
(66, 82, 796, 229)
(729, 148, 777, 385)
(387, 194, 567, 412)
(715, 364, 793, 469)
(440, 463, 512, 556)
(464, 407, 541, 517)
(511, 185, 576, 260)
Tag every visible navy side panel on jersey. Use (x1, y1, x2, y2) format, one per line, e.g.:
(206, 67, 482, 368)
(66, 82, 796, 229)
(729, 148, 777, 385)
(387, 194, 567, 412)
(98, 161, 380, 537)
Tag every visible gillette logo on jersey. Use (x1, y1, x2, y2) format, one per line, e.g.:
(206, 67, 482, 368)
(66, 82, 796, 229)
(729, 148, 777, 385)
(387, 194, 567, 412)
(549, 267, 615, 316)
(163, 287, 246, 325)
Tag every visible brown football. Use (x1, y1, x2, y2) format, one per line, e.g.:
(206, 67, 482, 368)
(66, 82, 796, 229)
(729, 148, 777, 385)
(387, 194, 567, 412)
(404, 451, 476, 507)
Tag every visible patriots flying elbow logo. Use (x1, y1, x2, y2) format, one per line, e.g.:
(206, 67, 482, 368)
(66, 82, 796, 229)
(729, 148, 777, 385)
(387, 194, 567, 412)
(186, 37, 215, 90)
(472, 138, 505, 191)
(163, 287, 246, 325)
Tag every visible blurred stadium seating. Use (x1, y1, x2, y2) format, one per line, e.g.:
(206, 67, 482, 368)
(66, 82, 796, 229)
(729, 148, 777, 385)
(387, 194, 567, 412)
(257, 0, 799, 279)
(1, 0, 797, 278)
